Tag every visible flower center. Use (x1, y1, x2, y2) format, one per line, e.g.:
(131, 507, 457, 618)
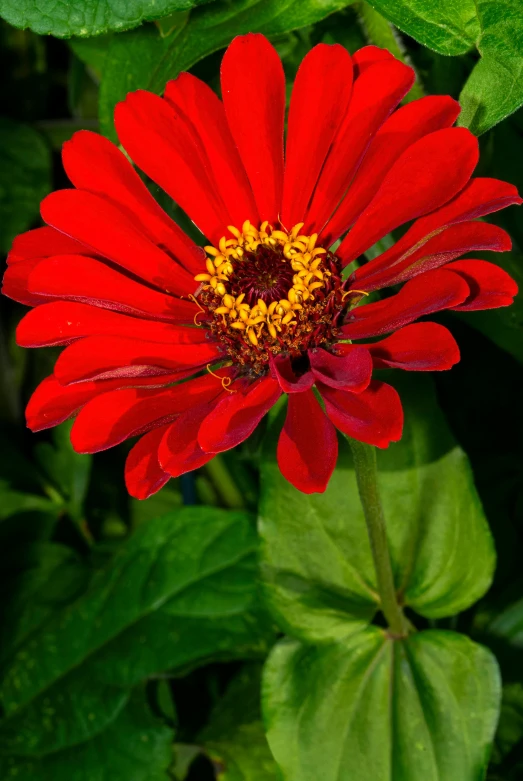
(194, 221, 347, 374)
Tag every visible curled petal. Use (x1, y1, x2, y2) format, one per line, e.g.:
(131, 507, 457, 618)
(277, 390, 338, 494)
(308, 346, 372, 392)
(125, 425, 172, 500)
(356, 322, 460, 371)
(447, 259, 518, 311)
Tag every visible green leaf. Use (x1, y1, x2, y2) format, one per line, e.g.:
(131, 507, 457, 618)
(458, 0, 523, 135)
(0, 0, 214, 39)
(491, 684, 523, 765)
(263, 628, 500, 781)
(0, 119, 51, 254)
(99, 0, 356, 140)
(0, 508, 273, 756)
(259, 374, 495, 643)
(0, 687, 173, 781)
(200, 665, 279, 780)
(364, 0, 480, 56)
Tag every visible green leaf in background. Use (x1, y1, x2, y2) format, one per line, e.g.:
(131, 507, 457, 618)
(0, 0, 214, 38)
(0, 118, 51, 254)
(0, 508, 273, 758)
(199, 664, 279, 780)
(491, 684, 523, 766)
(458, 0, 523, 135)
(263, 628, 500, 781)
(93, 0, 356, 141)
(365, 0, 479, 56)
(0, 687, 173, 781)
(364, 0, 523, 134)
(259, 374, 495, 643)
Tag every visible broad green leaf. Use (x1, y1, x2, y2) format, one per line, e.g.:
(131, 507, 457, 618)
(263, 629, 500, 781)
(99, 0, 356, 140)
(0, 0, 214, 38)
(0, 687, 173, 781)
(364, 0, 479, 56)
(0, 508, 273, 756)
(259, 374, 494, 642)
(200, 665, 279, 780)
(0, 119, 51, 254)
(459, 0, 523, 135)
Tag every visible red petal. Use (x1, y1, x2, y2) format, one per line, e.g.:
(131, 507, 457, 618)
(125, 425, 172, 499)
(281, 43, 353, 228)
(70, 374, 225, 453)
(308, 345, 372, 392)
(320, 380, 403, 448)
(164, 73, 259, 231)
(28, 255, 196, 323)
(338, 128, 479, 265)
(308, 59, 414, 236)
(323, 95, 460, 245)
(158, 401, 220, 477)
(446, 259, 518, 311)
(269, 353, 314, 393)
(26, 373, 183, 432)
(221, 34, 285, 224)
(53, 335, 221, 384)
(198, 377, 281, 453)
(277, 390, 338, 494)
(41, 190, 194, 296)
(341, 269, 470, 339)
(361, 177, 522, 277)
(352, 46, 394, 74)
(16, 302, 209, 348)
(115, 90, 227, 243)
(7, 226, 89, 264)
(3, 257, 49, 306)
(357, 322, 460, 370)
(62, 130, 205, 276)
(355, 221, 511, 291)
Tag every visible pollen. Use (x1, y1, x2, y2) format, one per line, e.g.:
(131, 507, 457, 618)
(193, 220, 347, 373)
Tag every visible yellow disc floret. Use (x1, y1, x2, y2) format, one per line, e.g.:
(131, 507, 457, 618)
(194, 221, 330, 347)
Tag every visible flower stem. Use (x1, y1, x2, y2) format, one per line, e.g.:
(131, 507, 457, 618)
(349, 439, 407, 637)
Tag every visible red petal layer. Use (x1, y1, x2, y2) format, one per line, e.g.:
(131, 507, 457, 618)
(71, 374, 225, 453)
(54, 335, 221, 384)
(277, 390, 338, 494)
(338, 128, 479, 265)
(269, 353, 314, 394)
(125, 425, 172, 499)
(352, 46, 394, 74)
(308, 59, 414, 236)
(158, 401, 219, 477)
(282, 43, 353, 228)
(447, 259, 518, 311)
(341, 269, 470, 339)
(28, 255, 196, 323)
(323, 95, 460, 245)
(308, 346, 372, 392)
(355, 322, 460, 370)
(7, 226, 89, 264)
(164, 73, 259, 231)
(17, 302, 208, 348)
(360, 177, 522, 279)
(41, 190, 194, 296)
(26, 373, 183, 432)
(115, 90, 227, 243)
(355, 221, 511, 291)
(320, 381, 403, 448)
(3, 258, 50, 306)
(198, 377, 281, 453)
(221, 34, 285, 223)
(62, 130, 205, 275)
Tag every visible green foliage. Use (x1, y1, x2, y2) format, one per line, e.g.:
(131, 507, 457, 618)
(0, 0, 215, 38)
(0, 118, 51, 253)
(259, 374, 495, 643)
(263, 629, 500, 781)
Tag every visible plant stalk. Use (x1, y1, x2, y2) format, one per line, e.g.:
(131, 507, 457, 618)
(349, 439, 407, 637)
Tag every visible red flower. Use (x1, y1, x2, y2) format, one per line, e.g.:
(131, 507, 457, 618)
(3, 35, 520, 497)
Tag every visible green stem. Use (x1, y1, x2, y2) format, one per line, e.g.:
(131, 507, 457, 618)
(204, 455, 245, 509)
(349, 439, 407, 637)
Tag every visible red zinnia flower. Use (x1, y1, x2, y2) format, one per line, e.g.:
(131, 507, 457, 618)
(3, 34, 520, 497)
